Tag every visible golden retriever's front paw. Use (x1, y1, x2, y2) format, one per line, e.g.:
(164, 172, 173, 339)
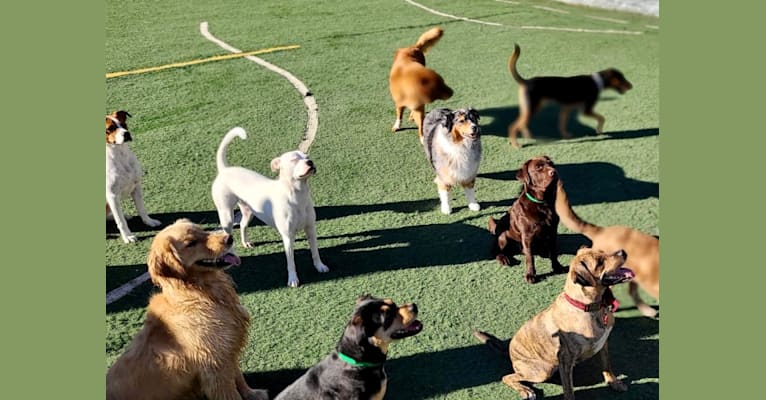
(608, 378, 629, 392)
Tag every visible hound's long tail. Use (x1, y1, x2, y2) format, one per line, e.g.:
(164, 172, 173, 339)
(554, 179, 603, 239)
(508, 43, 526, 84)
(216, 127, 247, 171)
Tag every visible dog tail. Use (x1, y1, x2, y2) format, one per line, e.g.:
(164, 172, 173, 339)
(508, 43, 526, 84)
(414, 27, 444, 54)
(216, 127, 247, 171)
(554, 179, 602, 239)
(472, 330, 510, 357)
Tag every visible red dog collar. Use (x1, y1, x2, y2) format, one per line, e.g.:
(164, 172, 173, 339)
(564, 288, 620, 313)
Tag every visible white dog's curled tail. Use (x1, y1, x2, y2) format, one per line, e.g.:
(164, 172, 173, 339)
(216, 127, 247, 171)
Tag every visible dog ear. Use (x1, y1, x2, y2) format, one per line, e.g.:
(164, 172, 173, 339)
(113, 110, 132, 123)
(488, 217, 498, 234)
(573, 259, 598, 287)
(147, 237, 187, 285)
(270, 157, 281, 172)
(356, 294, 375, 304)
(466, 108, 480, 123)
(516, 160, 532, 186)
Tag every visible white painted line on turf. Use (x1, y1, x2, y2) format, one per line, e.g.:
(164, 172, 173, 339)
(106, 272, 149, 305)
(646, 24, 659, 30)
(585, 15, 628, 24)
(405, 0, 503, 26)
(533, 5, 570, 14)
(200, 22, 319, 154)
(520, 25, 641, 34)
(494, 0, 520, 4)
(405, 0, 643, 35)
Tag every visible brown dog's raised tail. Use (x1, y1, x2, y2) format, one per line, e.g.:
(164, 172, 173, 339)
(508, 43, 526, 84)
(414, 27, 444, 54)
(472, 330, 510, 357)
(554, 180, 602, 239)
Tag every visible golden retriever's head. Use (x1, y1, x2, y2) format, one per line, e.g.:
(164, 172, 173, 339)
(570, 247, 635, 289)
(337, 295, 423, 362)
(147, 219, 240, 286)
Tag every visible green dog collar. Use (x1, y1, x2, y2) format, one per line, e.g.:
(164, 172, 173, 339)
(337, 352, 383, 368)
(525, 192, 544, 204)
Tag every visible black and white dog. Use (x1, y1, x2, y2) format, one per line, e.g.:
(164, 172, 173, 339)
(274, 295, 423, 400)
(422, 107, 482, 214)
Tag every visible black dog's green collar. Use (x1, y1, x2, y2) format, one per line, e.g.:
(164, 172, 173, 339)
(337, 352, 382, 368)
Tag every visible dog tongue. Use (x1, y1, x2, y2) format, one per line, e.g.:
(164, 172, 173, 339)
(222, 253, 241, 266)
(616, 268, 635, 280)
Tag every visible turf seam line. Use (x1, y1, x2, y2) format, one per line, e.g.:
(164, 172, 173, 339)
(105, 46, 300, 79)
(407, 0, 645, 35)
(200, 22, 318, 154)
(106, 272, 149, 305)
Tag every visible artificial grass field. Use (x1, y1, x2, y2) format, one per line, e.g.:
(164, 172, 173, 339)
(105, 0, 659, 398)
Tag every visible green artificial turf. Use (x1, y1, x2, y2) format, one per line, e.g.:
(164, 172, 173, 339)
(106, 0, 659, 398)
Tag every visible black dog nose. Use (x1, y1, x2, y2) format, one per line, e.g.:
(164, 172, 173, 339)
(409, 303, 418, 314)
(123, 132, 133, 141)
(225, 235, 234, 246)
(306, 160, 314, 167)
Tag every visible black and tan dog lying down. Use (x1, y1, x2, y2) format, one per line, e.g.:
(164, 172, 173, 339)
(474, 247, 635, 400)
(274, 295, 423, 400)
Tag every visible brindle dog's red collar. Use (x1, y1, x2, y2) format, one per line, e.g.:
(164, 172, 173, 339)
(564, 287, 620, 313)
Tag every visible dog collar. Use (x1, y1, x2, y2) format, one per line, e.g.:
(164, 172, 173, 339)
(524, 192, 544, 204)
(564, 287, 620, 313)
(337, 352, 383, 368)
(592, 73, 604, 91)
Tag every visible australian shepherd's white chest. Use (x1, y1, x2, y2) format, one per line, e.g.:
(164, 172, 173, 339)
(422, 107, 483, 215)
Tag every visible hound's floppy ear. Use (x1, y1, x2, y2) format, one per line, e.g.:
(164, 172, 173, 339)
(573, 259, 598, 287)
(270, 157, 281, 172)
(488, 217, 498, 235)
(147, 237, 186, 285)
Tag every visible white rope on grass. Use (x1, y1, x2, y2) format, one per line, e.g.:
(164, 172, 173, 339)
(408, 0, 644, 35)
(200, 21, 319, 153)
(106, 272, 149, 305)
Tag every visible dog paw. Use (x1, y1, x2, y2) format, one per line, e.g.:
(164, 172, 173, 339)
(143, 217, 161, 227)
(496, 255, 511, 265)
(287, 277, 300, 288)
(122, 234, 138, 244)
(608, 379, 629, 392)
(242, 241, 255, 248)
(638, 304, 659, 318)
(315, 262, 330, 273)
(440, 205, 452, 215)
(510, 141, 522, 149)
(525, 274, 538, 284)
(468, 202, 481, 211)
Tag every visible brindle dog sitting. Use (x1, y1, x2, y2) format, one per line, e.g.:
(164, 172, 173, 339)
(489, 155, 565, 283)
(474, 247, 635, 400)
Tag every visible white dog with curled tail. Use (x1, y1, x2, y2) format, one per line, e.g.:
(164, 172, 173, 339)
(211, 127, 329, 287)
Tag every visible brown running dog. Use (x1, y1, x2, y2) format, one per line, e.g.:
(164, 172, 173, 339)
(389, 27, 454, 142)
(474, 247, 635, 400)
(106, 219, 268, 400)
(489, 155, 565, 283)
(555, 179, 659, 317)
(507, 43, 633, 148)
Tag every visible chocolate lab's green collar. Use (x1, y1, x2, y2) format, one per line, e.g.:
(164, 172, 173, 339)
(337, 352, 383, 368)
(525, 192, 544, 204)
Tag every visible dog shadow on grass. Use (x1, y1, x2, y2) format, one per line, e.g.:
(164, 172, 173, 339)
(478, 104, 658, 146)
(244, 315, 657, 399)
(479, 161, 658, 205)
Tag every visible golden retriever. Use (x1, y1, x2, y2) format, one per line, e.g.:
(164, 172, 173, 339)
(106, 219, 268, 400)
